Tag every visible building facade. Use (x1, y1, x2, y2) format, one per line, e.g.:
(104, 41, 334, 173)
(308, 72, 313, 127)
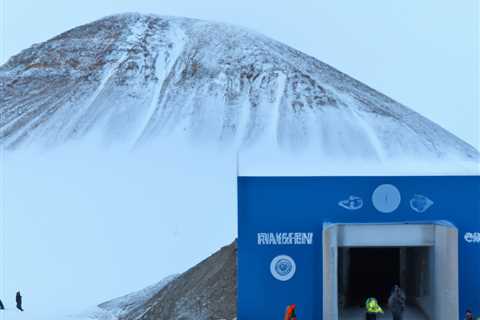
(237, 175, 480, 320)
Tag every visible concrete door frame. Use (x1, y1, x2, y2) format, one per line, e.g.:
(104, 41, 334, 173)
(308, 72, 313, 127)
(322, 223, 459, 320)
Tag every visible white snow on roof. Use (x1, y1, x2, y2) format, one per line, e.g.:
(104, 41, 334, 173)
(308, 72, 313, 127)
(237, 149, 480, 176)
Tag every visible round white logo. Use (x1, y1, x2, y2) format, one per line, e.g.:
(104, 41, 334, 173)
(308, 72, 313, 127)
(372, 184, 401, 213)
(270, 255, 296, 281)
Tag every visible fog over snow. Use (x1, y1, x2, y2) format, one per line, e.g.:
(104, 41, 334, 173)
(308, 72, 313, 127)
(0, 141, 238, 319)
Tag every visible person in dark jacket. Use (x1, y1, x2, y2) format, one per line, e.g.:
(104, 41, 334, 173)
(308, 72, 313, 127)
(16, 291, 23, 311)
(0, 298, 4, 310)
(465, 309, 474, 320)
(388, 285, 406, 320)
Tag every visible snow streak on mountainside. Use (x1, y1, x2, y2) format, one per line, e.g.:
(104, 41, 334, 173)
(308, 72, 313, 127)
(77, 275, 177, 320)
(0, 13, 478, 161)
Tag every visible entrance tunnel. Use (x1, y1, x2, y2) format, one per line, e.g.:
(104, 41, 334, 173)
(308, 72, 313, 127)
(323, 223, 459, 320)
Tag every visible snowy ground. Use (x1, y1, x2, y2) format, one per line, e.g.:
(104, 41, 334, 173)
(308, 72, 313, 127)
(0, 143, 237, 320)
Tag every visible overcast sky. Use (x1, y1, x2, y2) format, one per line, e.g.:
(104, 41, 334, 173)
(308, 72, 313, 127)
(1, 0, 479, 148)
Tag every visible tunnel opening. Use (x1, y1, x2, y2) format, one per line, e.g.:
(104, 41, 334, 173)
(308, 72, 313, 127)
(338, 246, 432, 320)
(323, 223, 459, 320)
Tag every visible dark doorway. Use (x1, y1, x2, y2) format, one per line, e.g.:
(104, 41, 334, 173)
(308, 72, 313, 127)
(339, 247, 400, 308)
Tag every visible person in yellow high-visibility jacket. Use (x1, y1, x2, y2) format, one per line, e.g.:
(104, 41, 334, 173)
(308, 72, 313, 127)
(365, 297, 383, 320)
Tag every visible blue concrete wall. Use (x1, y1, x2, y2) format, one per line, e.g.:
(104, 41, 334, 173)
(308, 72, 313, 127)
(237, 176, 480, 319)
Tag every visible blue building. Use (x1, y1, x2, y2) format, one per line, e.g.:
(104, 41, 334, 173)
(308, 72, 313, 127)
(238, 174, 480, 320)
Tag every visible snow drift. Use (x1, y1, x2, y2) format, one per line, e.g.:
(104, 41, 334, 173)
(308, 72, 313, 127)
(80, 275, 177, 320)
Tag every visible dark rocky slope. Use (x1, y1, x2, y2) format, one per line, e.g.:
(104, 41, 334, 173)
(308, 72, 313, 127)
(121, 241, 237, 320)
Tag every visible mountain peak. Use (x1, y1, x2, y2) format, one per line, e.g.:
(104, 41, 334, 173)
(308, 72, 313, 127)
(1, 13, 478, 161)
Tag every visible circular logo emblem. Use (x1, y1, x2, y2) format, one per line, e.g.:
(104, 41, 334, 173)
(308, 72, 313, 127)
(372, 184, 401, 213)
(270, 255, 296, 281)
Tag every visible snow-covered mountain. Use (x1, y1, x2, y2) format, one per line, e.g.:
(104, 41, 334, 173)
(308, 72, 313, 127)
(1, 13, 477, 161)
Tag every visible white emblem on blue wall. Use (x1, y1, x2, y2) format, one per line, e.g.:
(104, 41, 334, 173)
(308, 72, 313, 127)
(409, 195, 434, 213)
(338, 196, 364, 210)
(464, 232, 480, 243)
(270, 255, 296, 281)
(372, 184, 402, 213)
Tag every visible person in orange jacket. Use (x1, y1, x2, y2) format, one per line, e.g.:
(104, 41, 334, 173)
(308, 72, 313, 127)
(284, 304, 297, 320)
